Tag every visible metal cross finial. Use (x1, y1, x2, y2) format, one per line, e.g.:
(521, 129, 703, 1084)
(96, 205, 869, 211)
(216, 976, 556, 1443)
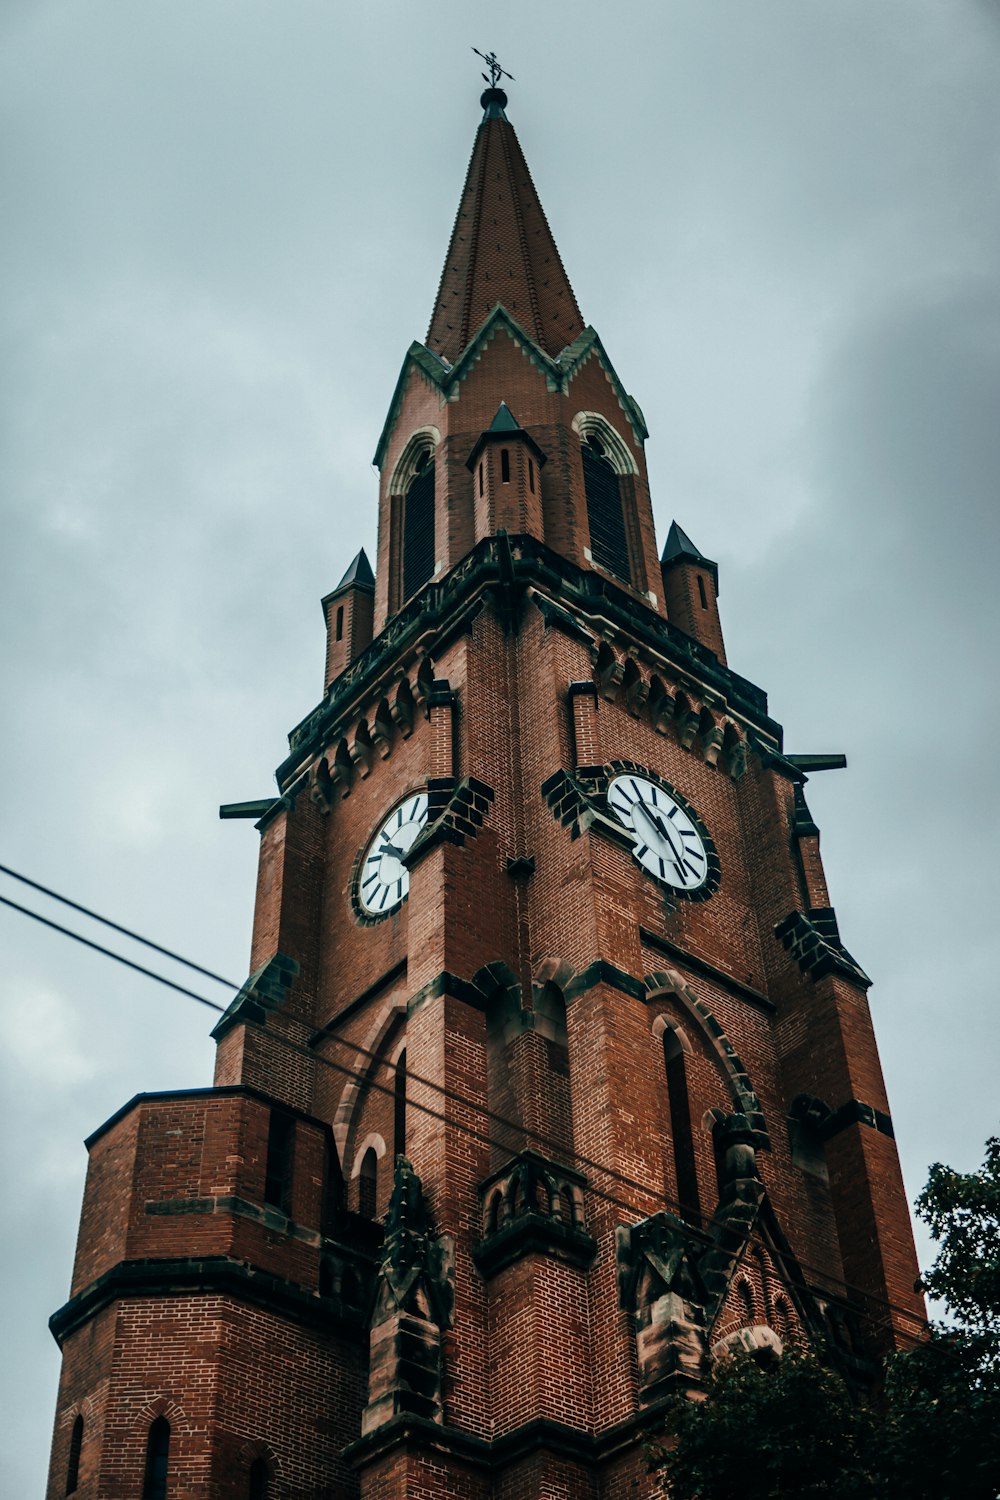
(473, 48, 515, 90)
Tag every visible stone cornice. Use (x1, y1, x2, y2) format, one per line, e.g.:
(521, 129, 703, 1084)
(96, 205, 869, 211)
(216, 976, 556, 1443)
(49, 1254, 370, 1348)
(345, 1398, 679, 1476)
(279, 534, 778, 791)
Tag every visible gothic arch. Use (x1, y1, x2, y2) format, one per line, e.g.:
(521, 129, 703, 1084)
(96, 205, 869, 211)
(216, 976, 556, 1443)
(131, 1397, 187, 1432)
(571, 410, 638, 475)
(387, 426, 441, 496)
(333, 1002, 406, 1156)
(532, 958, 578, 995)
(351, 1133, 387, 1177)
(647, 971, 769, 1143)
(237, 1440, 282, 1481)
(473, 961, 520, 1011)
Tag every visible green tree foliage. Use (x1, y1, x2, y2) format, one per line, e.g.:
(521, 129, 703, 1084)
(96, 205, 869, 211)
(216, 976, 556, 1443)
(651, 1347, 876, 1500)
(917, 1135, 1000, 1336)
(653, 1137, 1000, 1500)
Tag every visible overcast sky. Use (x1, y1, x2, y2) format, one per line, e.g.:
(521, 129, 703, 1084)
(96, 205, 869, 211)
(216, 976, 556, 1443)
(3, 2, 999, 1492)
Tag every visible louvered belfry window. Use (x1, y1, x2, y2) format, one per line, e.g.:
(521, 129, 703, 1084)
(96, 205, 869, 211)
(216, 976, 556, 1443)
(582, 435, 631, 583)
(402, 454, 435, 601)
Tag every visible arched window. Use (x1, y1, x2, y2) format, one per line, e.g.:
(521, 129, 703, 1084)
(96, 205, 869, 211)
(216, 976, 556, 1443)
(65, 1414, 83, 1494)
(402, 452, 435, 601)
(358, 1147, 378, 1219)
(394, 1050, 407, 1160)
(142, 1417, 170, 1500)
(582, 433, 631, 583)
(664, 1030, 700, 1224)
(249, 1457, 269, 1499)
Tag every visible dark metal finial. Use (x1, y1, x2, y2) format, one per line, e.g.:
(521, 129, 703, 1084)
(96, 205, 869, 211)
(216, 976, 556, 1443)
(472, 48, 515, 90)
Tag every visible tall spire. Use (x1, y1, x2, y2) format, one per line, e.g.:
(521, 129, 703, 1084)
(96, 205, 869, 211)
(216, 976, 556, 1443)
(426, 87, 585, 365)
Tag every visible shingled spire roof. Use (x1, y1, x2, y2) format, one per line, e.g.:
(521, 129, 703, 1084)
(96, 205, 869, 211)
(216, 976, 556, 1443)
(426, 88, 584, 365)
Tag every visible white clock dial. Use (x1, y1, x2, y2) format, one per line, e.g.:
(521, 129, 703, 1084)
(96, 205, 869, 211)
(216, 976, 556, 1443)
(358, 792, 429, 915)
(607, 774, 709, 891)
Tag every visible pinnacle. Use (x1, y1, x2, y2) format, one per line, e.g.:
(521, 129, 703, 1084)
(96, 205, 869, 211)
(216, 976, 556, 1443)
(661, 521, 719, 591)
(335, 547, 375, 591)
(662, 521, 710, 566)
(488, 401, 521, 433)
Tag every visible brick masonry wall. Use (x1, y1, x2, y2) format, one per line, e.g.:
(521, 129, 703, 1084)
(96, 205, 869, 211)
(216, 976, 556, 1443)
(52, 297, 924, 1497)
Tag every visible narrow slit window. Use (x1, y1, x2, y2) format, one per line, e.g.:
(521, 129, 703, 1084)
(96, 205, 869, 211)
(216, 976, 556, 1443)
(335, 605, 344, 641)
(664, 1033, 700, 1224)
(478, 461, 484, 497)
(528, 458, 535, 493)
(500, 448, 510, 483)
(359, 1148, 378, 1218)
(697, 574, 708, 610)
(142, 1417, 170, 1500)
(65, 1415, 83, 1495)
(712, 1118, 728, 1195)
(249, 1458, 269, 1500)
(394, 1050, 407, 1160)
(264, 1110, 295, 1215)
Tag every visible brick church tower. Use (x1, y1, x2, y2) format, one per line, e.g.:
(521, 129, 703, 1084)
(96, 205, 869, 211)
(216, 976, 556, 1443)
(47, 82, 925, 1500)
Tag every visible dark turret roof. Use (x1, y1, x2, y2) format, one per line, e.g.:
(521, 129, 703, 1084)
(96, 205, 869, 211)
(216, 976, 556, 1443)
(488, 401, 521, 433)
(335, 548, 375, 591)
(661, 521, 719, 591)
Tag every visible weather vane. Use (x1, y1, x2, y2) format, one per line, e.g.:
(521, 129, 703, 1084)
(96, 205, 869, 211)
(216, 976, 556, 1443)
(473, 48, 515, 90)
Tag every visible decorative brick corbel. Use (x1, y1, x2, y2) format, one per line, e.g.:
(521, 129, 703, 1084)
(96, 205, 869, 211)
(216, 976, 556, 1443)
(310, 755, 334, 812)
(594, 641, 624, 702)
(330, 738, 354, 799)
(701, 722, 725, 767)
(349, 721, 374, 779)
(648, 676, 675, 735)
(623, 657, 649, 717)
(677, 707, 701, 750)
(723, 729, 748, 781)
(371, 699, 393, 761)
(390, 677, 416, 738)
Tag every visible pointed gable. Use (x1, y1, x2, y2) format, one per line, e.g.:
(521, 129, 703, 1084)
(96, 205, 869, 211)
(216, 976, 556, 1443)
(426, 89, 584, 364)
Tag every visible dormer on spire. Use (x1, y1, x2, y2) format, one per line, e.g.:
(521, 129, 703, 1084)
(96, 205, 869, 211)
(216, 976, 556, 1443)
(466, 403, 548, 539)
(426, 88, 584, 364)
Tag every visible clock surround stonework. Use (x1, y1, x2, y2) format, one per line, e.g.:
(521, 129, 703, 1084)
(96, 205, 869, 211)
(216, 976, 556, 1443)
(46, 88, 925, 1500)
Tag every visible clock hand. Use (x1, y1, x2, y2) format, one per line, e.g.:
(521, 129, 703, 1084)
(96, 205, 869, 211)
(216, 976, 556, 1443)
(379, 840, 406, 860)
(635, 803, 687, 880)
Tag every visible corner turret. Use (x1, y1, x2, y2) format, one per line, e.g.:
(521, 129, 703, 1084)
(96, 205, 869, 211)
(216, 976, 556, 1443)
(322, 547, 375, 689)
(661, 521, 726, 663)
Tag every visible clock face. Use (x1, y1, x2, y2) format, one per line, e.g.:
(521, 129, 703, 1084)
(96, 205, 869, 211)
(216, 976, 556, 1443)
(357, 791, 429, 915)
(607, 773, 710, 892)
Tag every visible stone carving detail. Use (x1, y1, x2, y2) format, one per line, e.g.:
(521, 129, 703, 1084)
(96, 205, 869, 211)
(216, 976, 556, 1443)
(588, 640, 751, 777)
(361, 1157, 454, 1435)
(475, 1149, 596, 1277)
(308, 661, 444, 814)
(617, 1111, 768, 1400)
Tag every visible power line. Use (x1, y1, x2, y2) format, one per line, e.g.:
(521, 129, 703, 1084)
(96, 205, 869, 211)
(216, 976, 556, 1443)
(0, 862, 237, 988)
(0, 894, 226, 1014)
(0, 866, 930, 1336)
